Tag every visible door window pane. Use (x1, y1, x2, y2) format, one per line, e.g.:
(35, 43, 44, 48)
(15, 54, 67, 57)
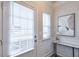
(43, 13, 51, 39)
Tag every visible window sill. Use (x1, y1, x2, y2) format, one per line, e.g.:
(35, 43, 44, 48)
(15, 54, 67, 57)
(9, 48, 34, 57)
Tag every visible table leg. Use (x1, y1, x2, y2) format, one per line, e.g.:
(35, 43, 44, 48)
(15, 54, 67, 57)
(72, 47, 74, 57)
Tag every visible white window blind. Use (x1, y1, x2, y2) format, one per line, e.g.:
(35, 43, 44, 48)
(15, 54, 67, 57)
(8, 2, 34, 56)
(43, 13, 51, 39)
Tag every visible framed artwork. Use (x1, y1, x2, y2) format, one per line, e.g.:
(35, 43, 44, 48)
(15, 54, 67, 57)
(57, 13, 75, 36)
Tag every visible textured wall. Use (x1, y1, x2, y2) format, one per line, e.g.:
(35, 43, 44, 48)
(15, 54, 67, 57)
(54, 1, 79, 48)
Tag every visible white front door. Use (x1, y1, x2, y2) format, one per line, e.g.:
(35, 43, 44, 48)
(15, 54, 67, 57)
(2, 1, 37, 57)
(36, 11, 53, 57)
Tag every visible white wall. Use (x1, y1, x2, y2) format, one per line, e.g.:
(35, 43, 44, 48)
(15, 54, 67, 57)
(54, 1, 79, 48)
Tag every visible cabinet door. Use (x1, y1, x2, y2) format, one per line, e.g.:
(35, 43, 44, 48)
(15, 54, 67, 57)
(57, 44, 73, 57)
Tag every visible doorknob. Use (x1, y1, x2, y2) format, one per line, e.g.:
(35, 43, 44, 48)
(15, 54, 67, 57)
(34, 35, 37, 42)
(0, 40, 2, 45)
(56, 37, 59, 40)
(34, 35, 37, 38)
(34, 40, 37, 42)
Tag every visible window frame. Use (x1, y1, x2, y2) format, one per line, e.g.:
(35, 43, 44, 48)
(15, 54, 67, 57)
(2, 1, 37, 57)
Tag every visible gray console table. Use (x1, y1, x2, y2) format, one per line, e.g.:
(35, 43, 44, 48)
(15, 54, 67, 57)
(53, 42, 79, 57)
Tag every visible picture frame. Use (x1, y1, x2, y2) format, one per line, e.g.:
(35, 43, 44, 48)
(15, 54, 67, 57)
(57, 13, 75, 37)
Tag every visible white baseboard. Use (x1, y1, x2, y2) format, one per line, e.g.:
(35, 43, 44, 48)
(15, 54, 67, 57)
(43, 51, 54, 57)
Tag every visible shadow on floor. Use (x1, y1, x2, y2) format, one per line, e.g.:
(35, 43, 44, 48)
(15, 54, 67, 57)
(50, 54, 61, 57)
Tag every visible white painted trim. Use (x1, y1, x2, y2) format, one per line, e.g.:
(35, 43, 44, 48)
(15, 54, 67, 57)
(43, 51, 54, 57)
(10, 48, 34, 57)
